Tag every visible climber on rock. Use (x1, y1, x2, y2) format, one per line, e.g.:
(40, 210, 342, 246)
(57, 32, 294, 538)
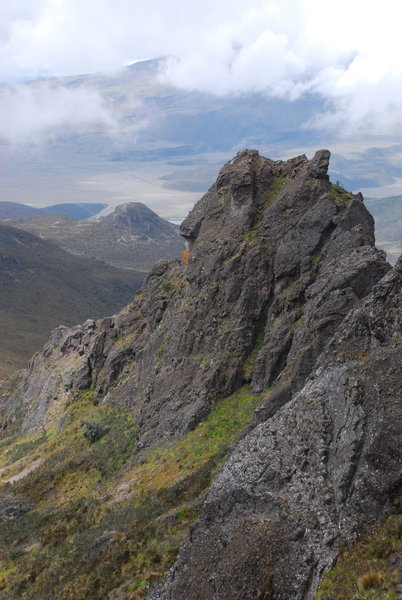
(183, 240, 190, 264)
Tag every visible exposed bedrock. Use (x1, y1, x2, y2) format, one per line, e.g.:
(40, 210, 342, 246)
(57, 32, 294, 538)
(0, 150, 390, 453)
(149, 255, 401, 600)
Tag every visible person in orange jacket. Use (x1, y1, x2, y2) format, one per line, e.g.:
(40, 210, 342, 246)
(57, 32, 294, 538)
(183, 240, 190, 264)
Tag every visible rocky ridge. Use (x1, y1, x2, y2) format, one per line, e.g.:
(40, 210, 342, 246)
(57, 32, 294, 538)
(0, 150, 389, 441)
(0, 149, 400, 599)
(150, 254, 401, 600)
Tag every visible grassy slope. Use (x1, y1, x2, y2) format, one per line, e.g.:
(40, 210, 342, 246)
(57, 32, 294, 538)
(0, 386, 264, 599)
(316, 515, 402, 600)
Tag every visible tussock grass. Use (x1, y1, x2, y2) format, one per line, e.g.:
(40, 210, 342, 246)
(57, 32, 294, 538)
(357, 571, 382, 591)
(0, 385, 261, 599)
(316, 514, 402, 600)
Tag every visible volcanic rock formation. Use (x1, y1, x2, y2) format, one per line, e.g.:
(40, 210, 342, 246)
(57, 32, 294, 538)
(149, 255, 401, 600)
(0, 149, 400, 600)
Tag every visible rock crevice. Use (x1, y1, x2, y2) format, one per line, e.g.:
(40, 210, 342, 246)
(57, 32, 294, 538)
(0, 150, 400, 600)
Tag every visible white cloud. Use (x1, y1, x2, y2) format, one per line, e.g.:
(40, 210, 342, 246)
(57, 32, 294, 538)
(0, 81, 116, 144)
(0, 0, 247, 79)
(1, 0, 402, 136)
(0, 1, 45, 45)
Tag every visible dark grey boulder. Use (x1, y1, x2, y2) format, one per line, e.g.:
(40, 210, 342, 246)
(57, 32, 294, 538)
(0, 494, 32, 523)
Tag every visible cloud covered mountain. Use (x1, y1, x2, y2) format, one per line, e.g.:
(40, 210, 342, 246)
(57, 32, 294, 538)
(2, 59, 402, 222)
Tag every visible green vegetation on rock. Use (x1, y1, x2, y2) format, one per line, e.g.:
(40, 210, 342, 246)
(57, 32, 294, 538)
(329, 183, 354, 207)
(316, 514, 402, 600)
(0, 385, 262, 599)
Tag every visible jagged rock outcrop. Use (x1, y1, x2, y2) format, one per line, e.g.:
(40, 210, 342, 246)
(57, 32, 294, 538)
(0, 150, 390, 447)
(0, 149, 400, 599)
(149, 256, 401, 600)
(0, 494, 33, 524)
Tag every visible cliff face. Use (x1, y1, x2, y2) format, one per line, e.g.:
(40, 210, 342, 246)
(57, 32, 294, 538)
(0, 150, 389, 445)
(0, 150, 400, 600)
(150, 255, 401, 600)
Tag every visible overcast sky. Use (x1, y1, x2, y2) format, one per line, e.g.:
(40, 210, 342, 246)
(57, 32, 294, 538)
(2, 0, 402, 143)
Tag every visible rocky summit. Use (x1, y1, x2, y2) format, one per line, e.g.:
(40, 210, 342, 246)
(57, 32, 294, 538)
(0, 150, 400, 600)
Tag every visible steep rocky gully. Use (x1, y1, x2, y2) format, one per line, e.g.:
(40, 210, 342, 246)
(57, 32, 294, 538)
(0, 150, 400, 600)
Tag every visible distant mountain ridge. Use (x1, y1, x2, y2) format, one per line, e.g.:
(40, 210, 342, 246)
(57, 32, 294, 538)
(365, 195, 402, 264)
(8, 202, 183, 272)
(0, 202, 106, 220)
(0, 201, 182, 376)
(0, 223, 144, 378)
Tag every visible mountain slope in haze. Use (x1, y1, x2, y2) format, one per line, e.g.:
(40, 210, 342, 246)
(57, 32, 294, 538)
(5, 58, 402, 218)
(0, 151, 399, 600)
(8, 202, 183, 272)
(0, 202, 39, 219)
(0, 202, 106, 220)
(365, 195, 402, 264)
(0, 224, 144, 378)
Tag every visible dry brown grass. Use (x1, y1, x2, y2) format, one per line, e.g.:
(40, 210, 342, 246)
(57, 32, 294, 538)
(357, 571, 382, 591)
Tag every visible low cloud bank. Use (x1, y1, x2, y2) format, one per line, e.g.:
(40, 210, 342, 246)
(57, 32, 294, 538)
(160, 0, 402, 137)
(0, 82, 116, 144)
(2, 0, 402, 140)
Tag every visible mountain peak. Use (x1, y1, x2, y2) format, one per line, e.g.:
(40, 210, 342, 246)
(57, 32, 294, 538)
(1, 149, 387, 442)
(0, 150, 399, 600)
(7, 201, 182, 272)
(106, 202, 175, 235)
(309, 148, 331, 176)
(110, 202, 158, 224)
(180, 148, 333, 252)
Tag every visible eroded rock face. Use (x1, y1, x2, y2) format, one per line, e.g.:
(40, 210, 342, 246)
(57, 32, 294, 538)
(0, 150, 399, 599)
(0, 150, 390, 450)
(148, 255, 402, 600)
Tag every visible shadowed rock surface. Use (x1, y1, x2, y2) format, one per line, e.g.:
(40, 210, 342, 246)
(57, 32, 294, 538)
(0, 150, 400, 599)
(149, 256, 401, 600)
(0, 494, 33, 524)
